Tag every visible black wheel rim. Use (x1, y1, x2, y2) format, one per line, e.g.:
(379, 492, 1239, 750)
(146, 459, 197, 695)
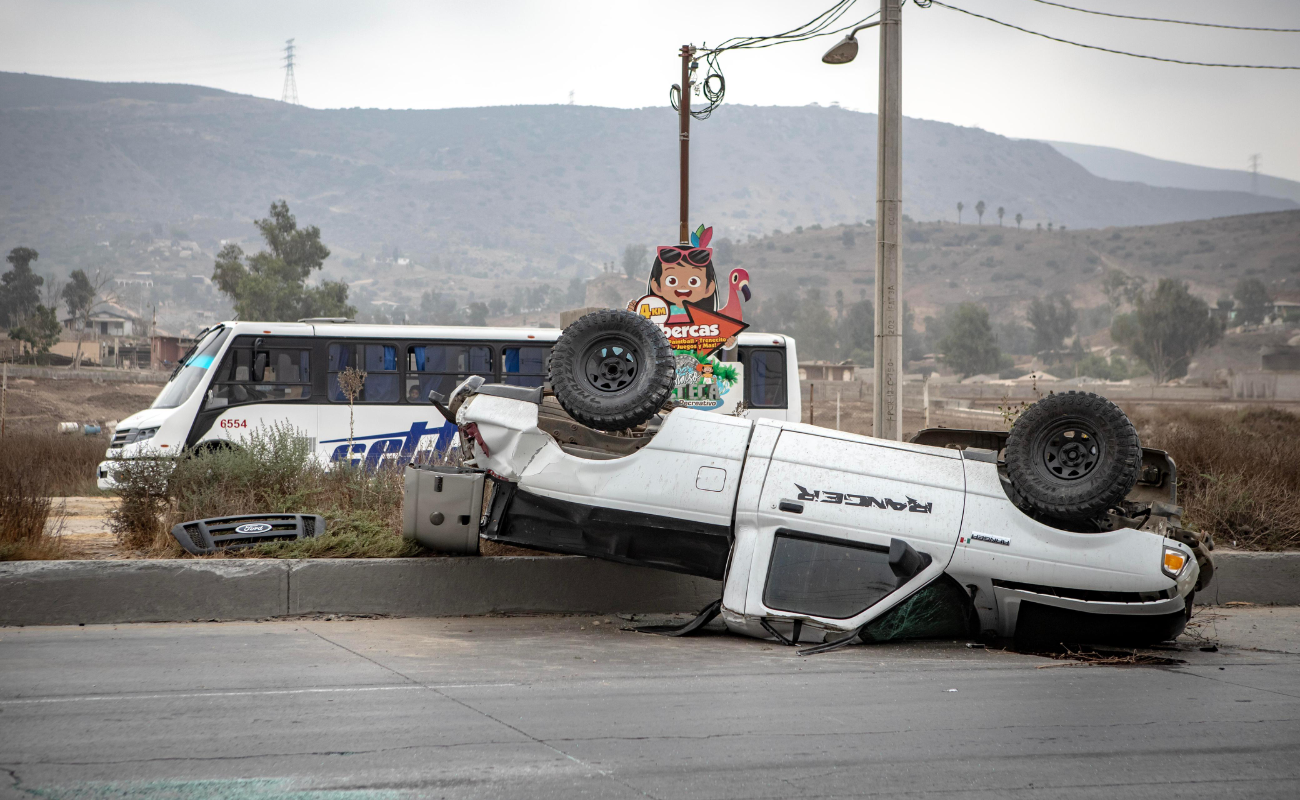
(581, 336, 640, 393)
(1036, 417, 1104, 482)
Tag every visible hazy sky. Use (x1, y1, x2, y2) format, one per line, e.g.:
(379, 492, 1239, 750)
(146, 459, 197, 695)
(4, 0, 1299, 181)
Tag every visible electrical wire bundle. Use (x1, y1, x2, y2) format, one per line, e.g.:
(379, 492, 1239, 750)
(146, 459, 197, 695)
(673, 0, 881, 120)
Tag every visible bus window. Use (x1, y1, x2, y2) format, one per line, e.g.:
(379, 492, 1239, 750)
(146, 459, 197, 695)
(741, 347, 787, 408)
(329, 342, 399, 403)
(206, 339, 311, 409)
(406, 343, 492, 403)
(501, 345, 550, 387)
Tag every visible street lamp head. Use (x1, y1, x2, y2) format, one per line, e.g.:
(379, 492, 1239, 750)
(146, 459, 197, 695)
(822, 35, 859, 64)
(821, 21, 879, 65)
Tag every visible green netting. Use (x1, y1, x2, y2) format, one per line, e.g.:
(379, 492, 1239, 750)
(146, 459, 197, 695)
(859, 575, 974, 642)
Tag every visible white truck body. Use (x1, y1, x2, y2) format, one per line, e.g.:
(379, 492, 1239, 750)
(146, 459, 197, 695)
(459, 394, 1199, 644)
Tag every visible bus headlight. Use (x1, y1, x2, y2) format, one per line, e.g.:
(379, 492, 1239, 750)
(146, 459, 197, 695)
(1162, 546, 1189, 579)
(135, 427, 159, 442)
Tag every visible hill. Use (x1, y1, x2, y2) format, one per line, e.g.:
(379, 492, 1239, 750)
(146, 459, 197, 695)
(1046, 141, 1300, 205)
(725, 210, 1300, 356)
(1, 71, 1294, 282)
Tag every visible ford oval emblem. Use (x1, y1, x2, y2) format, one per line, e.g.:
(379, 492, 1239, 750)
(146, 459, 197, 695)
(235, 522, 273, 534)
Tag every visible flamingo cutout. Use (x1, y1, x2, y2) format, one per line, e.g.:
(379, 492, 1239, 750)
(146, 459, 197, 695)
(718, 268, 751, 322)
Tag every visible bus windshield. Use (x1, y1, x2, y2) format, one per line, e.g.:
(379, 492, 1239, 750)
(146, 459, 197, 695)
(151, 327, 230, 409)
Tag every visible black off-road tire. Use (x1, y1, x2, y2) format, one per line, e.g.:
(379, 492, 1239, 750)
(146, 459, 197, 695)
(549, 309, 674, 431)
(1004, 391, 1141, 522)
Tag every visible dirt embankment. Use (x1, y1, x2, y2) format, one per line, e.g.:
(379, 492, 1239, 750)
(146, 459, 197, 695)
(2, 377, 160, 434)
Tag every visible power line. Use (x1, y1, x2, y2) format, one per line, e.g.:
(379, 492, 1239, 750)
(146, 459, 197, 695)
(281, 38, 299, 105)
(923, 1, 1300, 69)
(679, 0, 882, 119)
(1024, 0, 1300, 33)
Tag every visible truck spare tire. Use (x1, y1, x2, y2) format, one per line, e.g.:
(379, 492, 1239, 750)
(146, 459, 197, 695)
(550, 309, 675, 431)
(1004, 391, 1141, 523)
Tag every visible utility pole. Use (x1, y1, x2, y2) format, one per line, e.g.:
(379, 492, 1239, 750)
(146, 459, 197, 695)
(1249, 153, 1261, 195)
(677, 45, 695, 244)
(874, 0, 904, 441)
(282, 39, 299, 105)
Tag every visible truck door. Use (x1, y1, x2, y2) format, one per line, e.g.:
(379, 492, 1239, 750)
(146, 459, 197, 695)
(739, 427, 966, 635)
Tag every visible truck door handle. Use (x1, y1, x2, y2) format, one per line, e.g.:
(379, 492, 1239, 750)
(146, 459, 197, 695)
(779, 500, 804, 514)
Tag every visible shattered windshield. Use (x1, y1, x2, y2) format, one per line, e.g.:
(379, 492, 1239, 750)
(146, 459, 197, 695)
(150, 327, 230, 409)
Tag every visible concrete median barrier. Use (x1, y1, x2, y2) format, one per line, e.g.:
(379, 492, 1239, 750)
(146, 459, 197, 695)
(1203, 552, 1300, 606)
(0, 551, 1294, 627)
(0, 556, 719, 626)
(0, 559, 288, 625)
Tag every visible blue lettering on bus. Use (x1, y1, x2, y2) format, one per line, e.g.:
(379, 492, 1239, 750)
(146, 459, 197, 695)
(322, 420, 458, 467)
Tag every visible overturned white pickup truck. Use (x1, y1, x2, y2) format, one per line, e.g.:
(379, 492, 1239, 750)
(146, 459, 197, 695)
(405, 310, 1212, 651)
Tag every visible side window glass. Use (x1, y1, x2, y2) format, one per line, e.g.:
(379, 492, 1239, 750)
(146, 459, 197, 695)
(329, 342, 399, 403)
(407, 344, 493, 403)
(763, 533, 899, 619)
(206, 342, 311, 409)
(501, 345, 550, 387)
(744, 348, 787, 408)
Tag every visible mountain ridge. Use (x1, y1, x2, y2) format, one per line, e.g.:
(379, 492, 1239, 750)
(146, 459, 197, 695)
(0, 71, 1294, 282)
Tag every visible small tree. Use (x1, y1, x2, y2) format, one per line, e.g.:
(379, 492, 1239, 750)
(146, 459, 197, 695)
(8, 304, 61, 361)
(956, 201, 964, 225)
(62, 269, 114, 369)
(621, 244, 648, 280)
(336, 366, 367, 463)
(1111, 279, 1222, 383)
(1233, 277, 1270, 325)
(997, 206, 1005, 226)
(1026, 293, 1078, 355)
(975, 200, 986, 225)
(1015, 213, 1023, 229)
(213, 200, 355, 321)
(1, 247, 43, 328)
(937, 302, 1002, 377)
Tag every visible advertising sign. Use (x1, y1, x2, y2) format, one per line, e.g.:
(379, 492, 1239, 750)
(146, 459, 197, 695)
(628, 224, 753, 413)
(629, 224, 752, 358)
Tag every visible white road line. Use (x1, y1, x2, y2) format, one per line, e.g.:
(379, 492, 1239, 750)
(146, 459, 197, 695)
(0, 682, 518, 705)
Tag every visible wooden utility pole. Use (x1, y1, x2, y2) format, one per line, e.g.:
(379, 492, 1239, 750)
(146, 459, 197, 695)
(678, 45, 695, 245)
(873, 0, 904, 441)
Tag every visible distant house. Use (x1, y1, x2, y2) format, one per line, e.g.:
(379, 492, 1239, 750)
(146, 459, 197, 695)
(1272, 300, 1300, 324)
(799, 361, 857, 381)
(151, 330, 197, 371)
(62, 303, 142, 337)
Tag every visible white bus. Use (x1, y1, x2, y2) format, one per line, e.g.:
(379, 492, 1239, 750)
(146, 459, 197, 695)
(98, 319, 801, 488)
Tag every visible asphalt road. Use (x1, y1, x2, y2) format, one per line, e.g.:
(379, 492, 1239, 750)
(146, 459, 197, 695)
(1, 608, 1298, 800)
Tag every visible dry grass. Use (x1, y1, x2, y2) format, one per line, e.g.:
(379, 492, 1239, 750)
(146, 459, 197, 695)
(0, 445, 69, 560)
(2, 431, 107, 496)
(1131, 406, 1300, 551)
(110, 423, 423, 558)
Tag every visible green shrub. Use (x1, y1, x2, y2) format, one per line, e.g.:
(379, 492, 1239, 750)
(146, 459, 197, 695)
(110, 423, 423, 558)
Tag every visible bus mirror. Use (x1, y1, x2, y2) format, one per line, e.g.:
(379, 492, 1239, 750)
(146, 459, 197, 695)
(252, 351, 269, 382)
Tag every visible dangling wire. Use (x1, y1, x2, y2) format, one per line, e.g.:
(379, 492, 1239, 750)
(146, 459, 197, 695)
(678, 0, 885, 120)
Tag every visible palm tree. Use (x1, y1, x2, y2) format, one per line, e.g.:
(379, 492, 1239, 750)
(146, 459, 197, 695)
(997, 206, 1005, 226)
(957, 201, 964, 224)
(1015, 213, 1023, 229)
(975, 200, 986, 225)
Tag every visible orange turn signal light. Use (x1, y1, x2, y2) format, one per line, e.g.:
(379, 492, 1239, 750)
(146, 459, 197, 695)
(1162, 547, 1188, 578)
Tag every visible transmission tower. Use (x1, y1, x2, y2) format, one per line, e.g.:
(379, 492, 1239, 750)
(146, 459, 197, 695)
(281, 39, 299, 105)
(1248, 153, 1261, 194)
